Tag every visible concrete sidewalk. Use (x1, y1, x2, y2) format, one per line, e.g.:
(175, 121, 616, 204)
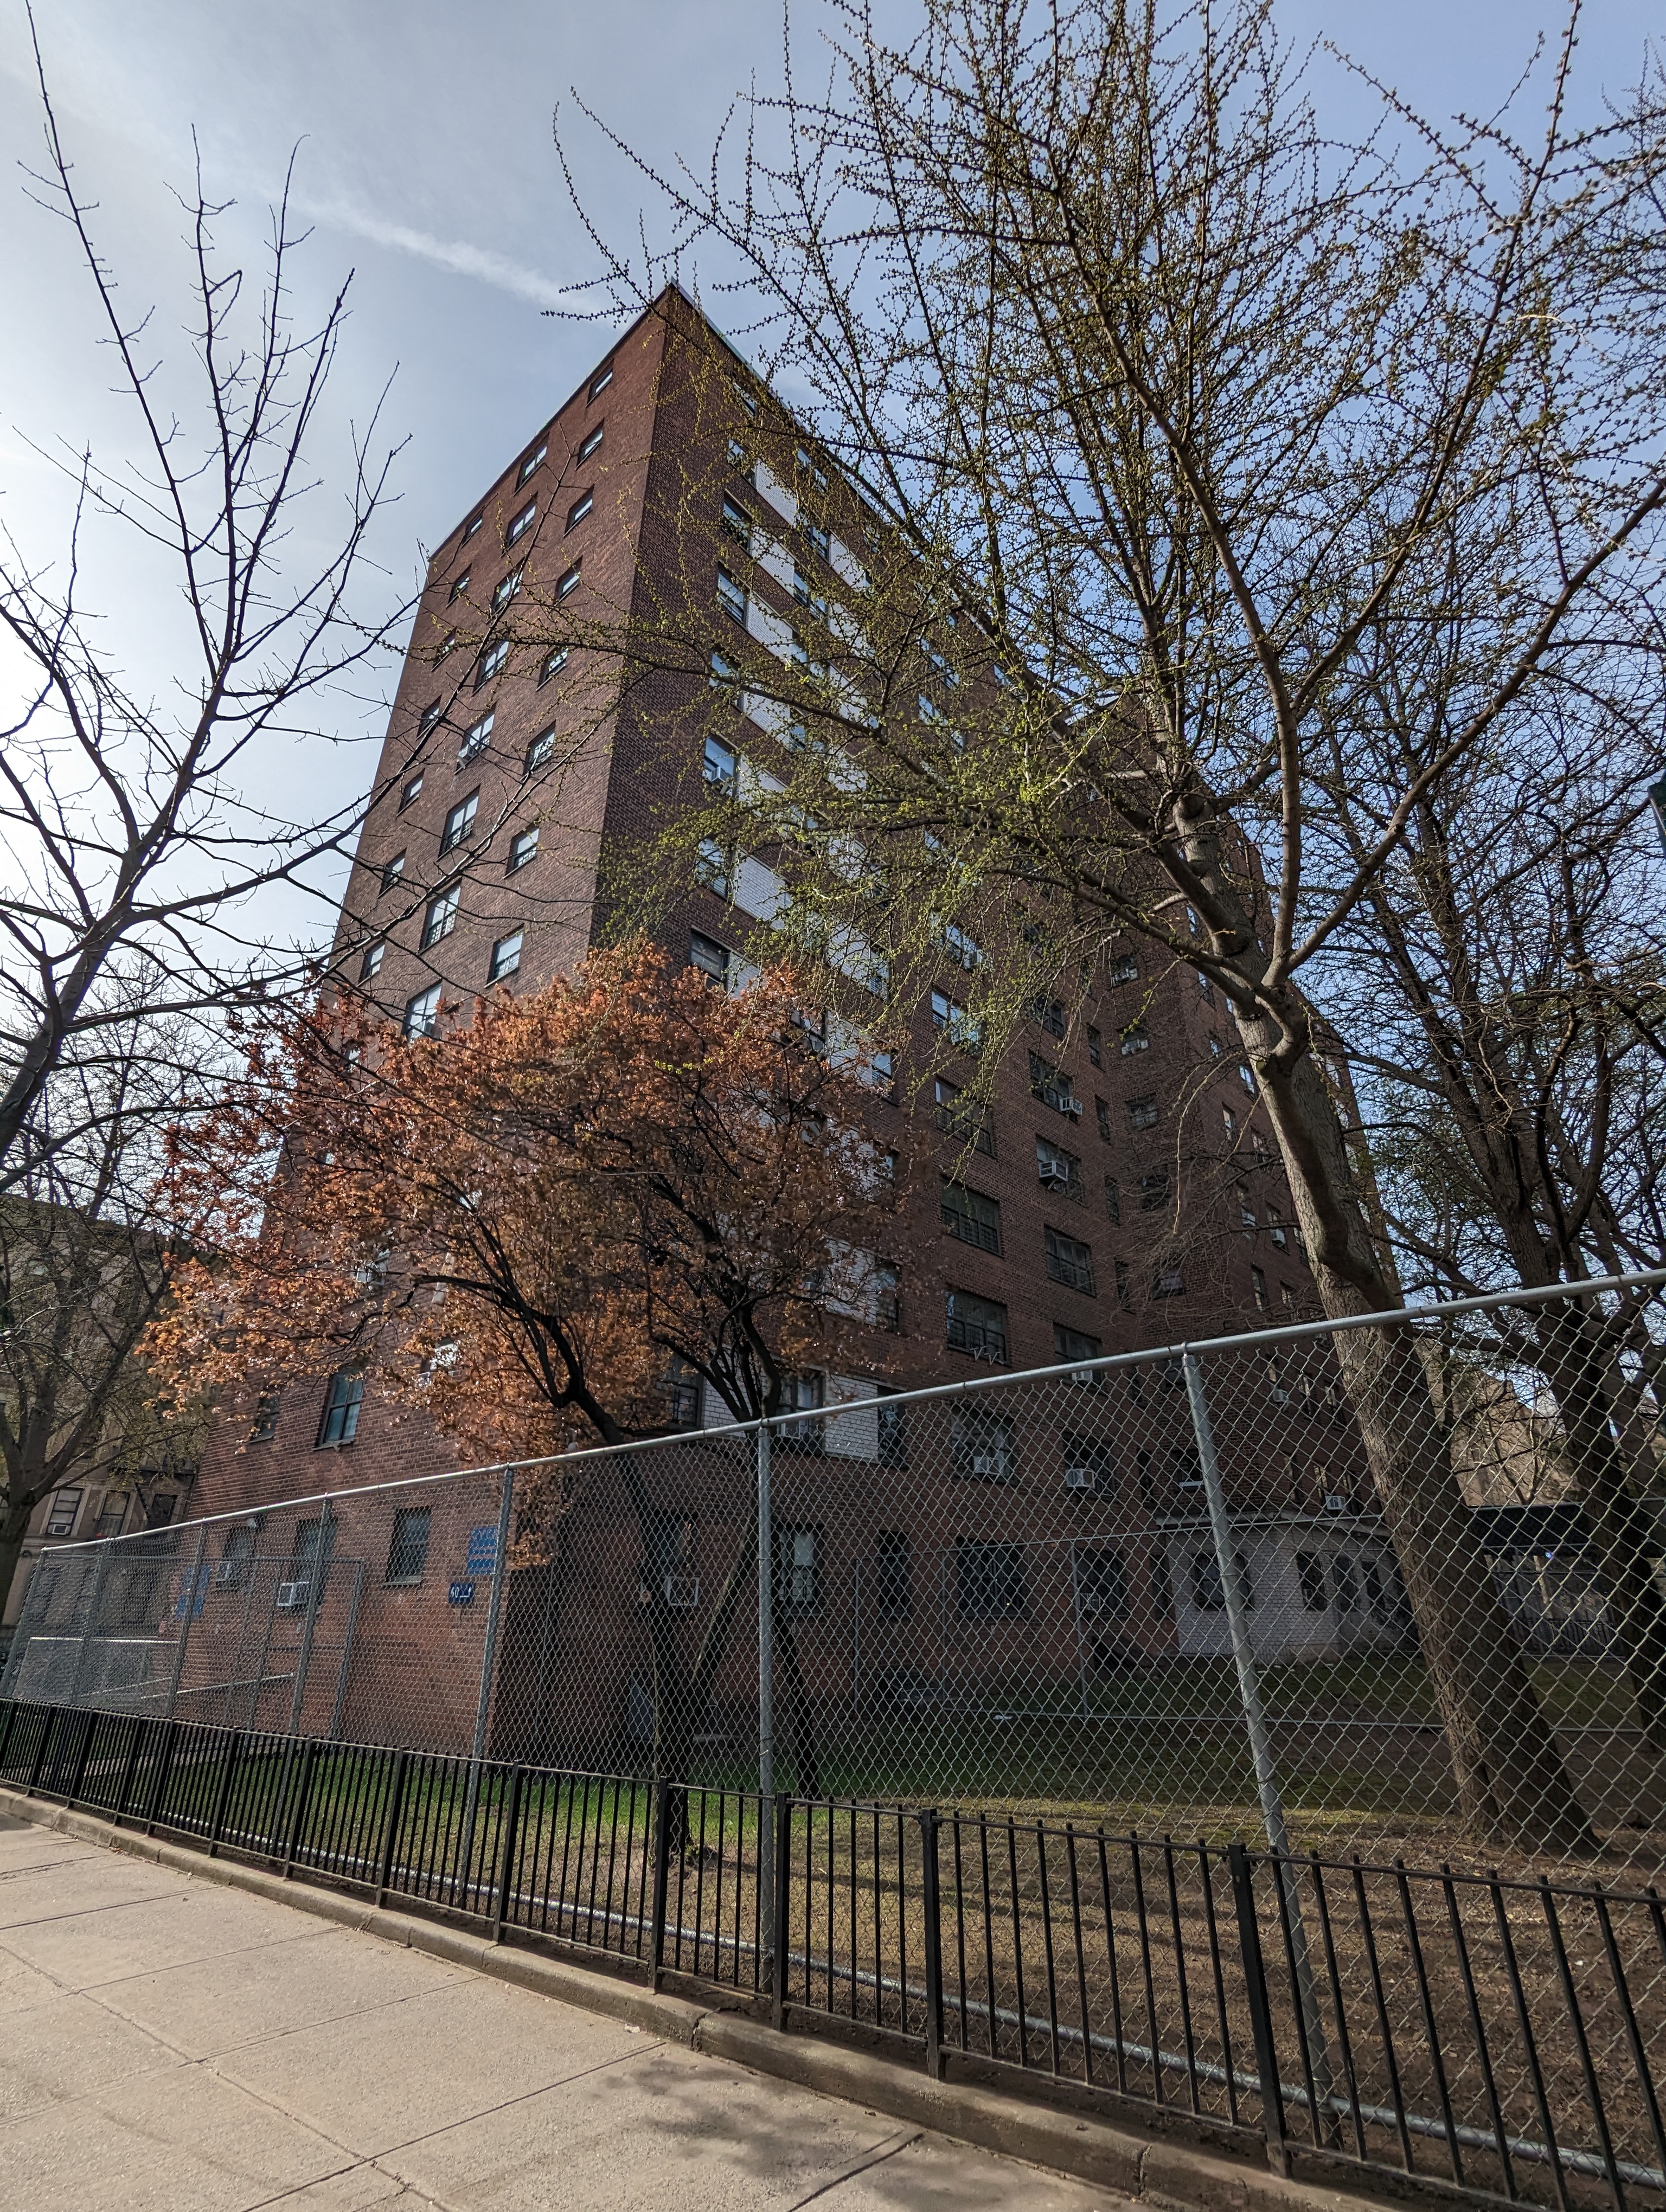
(0, 1810, 1123, 2212)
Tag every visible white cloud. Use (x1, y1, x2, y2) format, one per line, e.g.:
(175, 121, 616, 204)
(294, 196, 572, 310)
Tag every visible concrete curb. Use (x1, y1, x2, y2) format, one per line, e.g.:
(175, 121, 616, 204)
(1, 1786, 1400, 2212)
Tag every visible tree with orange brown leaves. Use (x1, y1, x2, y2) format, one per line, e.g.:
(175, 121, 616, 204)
(151, 939, 905, 1797)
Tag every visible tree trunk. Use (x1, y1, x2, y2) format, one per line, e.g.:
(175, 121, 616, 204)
(1180, 815, 1597, 1855)
(0, 1500, 34, 1675)
(1528, 1301, 1666, 1752)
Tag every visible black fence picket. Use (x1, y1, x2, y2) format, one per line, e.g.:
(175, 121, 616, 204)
(2, 1692, 1661, 2211)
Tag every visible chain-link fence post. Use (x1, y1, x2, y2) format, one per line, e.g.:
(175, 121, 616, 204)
(1184, 1346, 1335, 2137)
(757, 1418, 776, 1982)
(165, 1525, 209, 1721)
(459, 1463, 515, 1900)
(286, 1498, 333, 1738)
(66, 1539, 112, 1707)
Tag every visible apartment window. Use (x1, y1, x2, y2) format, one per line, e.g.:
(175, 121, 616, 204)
(1114, 1261, 1133, 1310)
(359, 941, 385, 982)
(1062, 1436, 1114, 1495)
(773, 1526, 821, 1613)
(475, 640, 509, 690)
(508, 826, 540, 872)
(933, 1076, 994, 1154)
(795, 443, 829, 492)
(957, 1540, 1027, 1618)
(943, 922, 982, 971)
(778, 1373, 825, 1450)
(1031, 996, 1067, 1039)
(577, 423, 604, 463)
(1238, 1061, 1257, 1094)
(566, 489, 593, 531)
(1251, 1265, 1268, 1309)
(1297, 1554, 1329, 1611)
(792, 566, 826, 620)
(421, 886, 460, 948)
(317, 1367, 365, 1447)
(516, 440, 547, 487)
(1197, 968, 1216, 1005)
(399, 773, 424, 811)
(1095, 1097, 1111, 1142)
(588, 361, 614, 399)
(380, 852, 406, 896)
(930, 991, 980, 1053)
(1087, 1026, 1103, 1068)
(1028, 1052, 1079, 1117)
(1108, 953, 1139, 985)
(727, 436, 748, 467)
(491, 566, 524, 613)
(1209, 1033, 1223, 1058)
(1075, 1546, 1130, 1616)
(1334, 1557, 1360, 1612)
(459, 710, 494, 763)
(1268, 1206, 1289, 1252)
(703, 734, 737, 790)
(709, 649, 739, 689)
(1120, 1023, 1151, 1056)
(219, 1524, 256, 1589)
(539, 646, 569, 686)
(440, 792, 479, 853)
(1138, 1169, 1170, 1211)
(733, 378, 758, 417)
(1046, 1229, 1096, 1295)
(249, 1393, 281, 1443)
(1127, 1095, 1158, 1131)
(873, 1530, 911, 1616)
(1104, 1175, 1122, 1225)
(44, 1489, 82, 1539)
(877, 1391, 907, 1468)
(667, 1358, 702, 1430)
(717, 567, 748, 626)
(386, 1507, 432, 1585)
(1054, 1322, 1102, 1369)
(803, 516, 830, 559)
(1222, 1105, 1238, 1140)
(721, 493, 753, 547)
(447, 570, 471, 605)
(940, 1178, 1001, 1255)
(505, 499, 536, 545)
(403, 984, 441, 1038)
(695, 837, 729, 895)
(951, 1404, 1017, 1481)
(459, 514, 482, 544)
(527, 727, 556, 773)
(1237, 1188, 1257, 1232)
(1035, 1136, 1083, 1201)
(689, 930, 731, 985)
(435, 629, 457, 660)
(489, 931, 523, 983)
(1193, 1551, 1254, 1612)
(418, 699, 444, 734)
(945, 1287, 1009, 1364)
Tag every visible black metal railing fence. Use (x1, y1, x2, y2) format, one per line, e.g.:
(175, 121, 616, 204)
(3, 1693, 1661, 2211)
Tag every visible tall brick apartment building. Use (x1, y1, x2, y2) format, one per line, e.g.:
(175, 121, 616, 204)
(180, 288, 1399, 1742)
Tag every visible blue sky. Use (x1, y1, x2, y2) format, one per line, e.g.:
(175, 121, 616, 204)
(1, 0, 1656, 924)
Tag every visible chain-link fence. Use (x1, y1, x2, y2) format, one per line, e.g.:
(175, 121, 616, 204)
(5, 1270, 1665, 2205)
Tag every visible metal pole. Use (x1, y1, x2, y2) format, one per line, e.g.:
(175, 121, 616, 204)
(1069, 1544, 1090, 1721)
(460, 1464, 516, 1901)
(757, 1421, 775, 1978)
(1184, 1349, 1335, 2134)
(166, 1526, 209, 1722)
(851, 1559, 861, 1715)
(329, 1561, 364, 1744)
(286, 1498, 332, 1739)
(67, 1539, 113, 1707)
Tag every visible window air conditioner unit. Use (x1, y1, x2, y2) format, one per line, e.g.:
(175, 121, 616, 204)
(275, 1579, 310, 1611)
(969, 1451, 1007, 1478)
(1069, 1365, 1096, 1386)
(1039, 1164, 1071, 1187)
(663, 1574, 701, 1610)
(1323, 1493, 1347, 1514)
(1063, 1464, 1094, 1490)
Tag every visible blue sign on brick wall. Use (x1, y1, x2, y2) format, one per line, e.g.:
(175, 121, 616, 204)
(448, 1579, 476, 1607)
(465, 1525, 498, 1574)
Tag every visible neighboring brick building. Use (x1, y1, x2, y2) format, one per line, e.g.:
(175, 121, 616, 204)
(176, 288, 1396, 1750)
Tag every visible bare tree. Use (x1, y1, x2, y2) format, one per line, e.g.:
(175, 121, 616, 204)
(0, 37, 418, 1192)
(0, 987, 210, 1617)
(548, 0, 1666, 1849)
